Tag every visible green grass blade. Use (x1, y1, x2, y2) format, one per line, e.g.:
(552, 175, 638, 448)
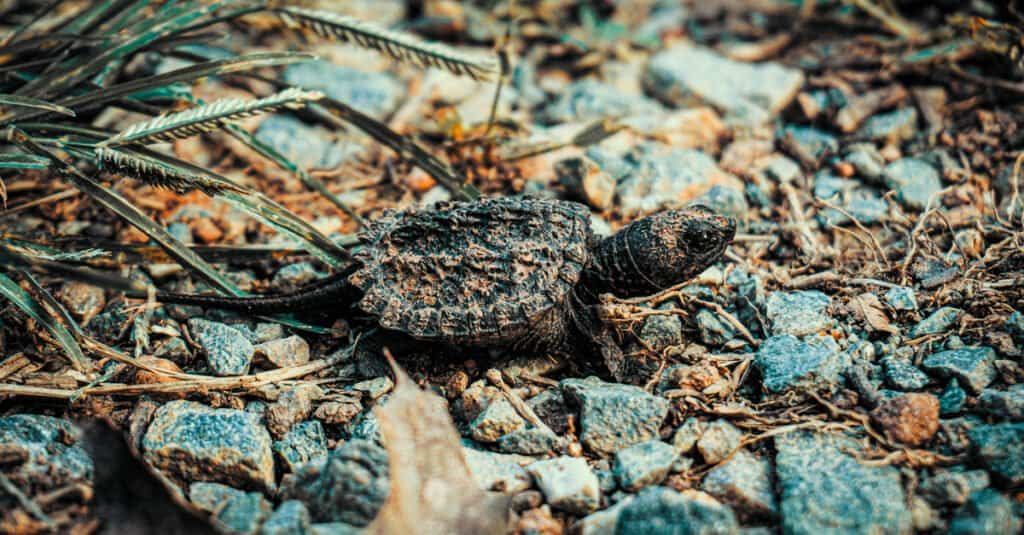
(0, 94, 75, 116)
(0, 272, 89, 371)
(6, 128, 246, 297)
(0, 153, 51, 170)
(103, 88, 323, 146)
(0, 244, 149, 294)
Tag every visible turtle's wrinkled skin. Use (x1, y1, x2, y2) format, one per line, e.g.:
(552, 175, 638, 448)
(154, 197, 735, 379)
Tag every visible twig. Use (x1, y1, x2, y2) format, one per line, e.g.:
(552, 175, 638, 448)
(0, 473, 55, 529)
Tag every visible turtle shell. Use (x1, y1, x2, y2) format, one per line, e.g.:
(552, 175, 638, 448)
(348, 197, 592, 344)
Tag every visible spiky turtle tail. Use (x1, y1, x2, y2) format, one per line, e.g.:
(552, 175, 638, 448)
(154, 270, 359, 315)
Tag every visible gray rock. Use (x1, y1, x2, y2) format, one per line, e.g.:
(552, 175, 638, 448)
(858, 108, 918, 142)
(883, 358, 931, 391)
(266, 384, 325, 438)
(814, 174, 889, 226)
(261, 500, 313, 535)
(775, 431, 911, 535)
(274, 421, 329, 473)
(948, 489, 1022, 535)
(351, 377, 394, 401)
(190, 481, 272, 535)
(1006, 311, 1024, 343)
(922, 347, 996, 394)
(527, 389, 572, 435)
(644, 43, 803, 122)
(58, 280, 106, 324)
(672, 418, 705, 454)
(640, 313, 683, 351)
(540, 79, 663, 124)
(284, 61, 401, 118)
(527, 456, 601, 514)
(283, 439, 389, 526)
(696, 420, 743, 465)
(919, 469, 990, 507)
(764, 156, 802, 184)
(884, 158, 942, 210)
(462, 446, 534, 493)
(497, 427, 559, 455)
(347, 409, 383, 444)
(611, 144, 743, 219)
(884, 287, 918, 311)
(692, 184, 749, 222)
(255, 335, 311, 369)
(615, 487, 739, 535)
(909, 307, 962, 337)
(255, 115, 346, 170)
(273, 262, 323, 289)
(755, 334, 848, 393)
(556, 157, 616, 211)
(702, 450, 777, 519)
(779, 126, 839, 162)
(766, 291, 832, 336)
(577, 497, 633, 535)
(143, 400, 275, 491)
(696, 309, 736, 347)
(977, 385, 1024, 421)
(613, 440, 678, 492)
(470, 398, 526, 443)
(562, 377, 670, 457)
(0, 415, 93, 490)
(968, 422, 1024, 486)
(844, 143, 886, 181)
(189, 318, 255, 376)
(940, 379, 967, 415)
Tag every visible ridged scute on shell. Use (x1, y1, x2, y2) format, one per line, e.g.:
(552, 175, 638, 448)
(349, 197, 592, 344)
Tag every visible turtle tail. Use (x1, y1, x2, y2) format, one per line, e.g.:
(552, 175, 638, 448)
(154, 270, 360, 315)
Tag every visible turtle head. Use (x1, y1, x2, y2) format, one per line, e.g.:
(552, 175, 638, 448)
(584, 205, 736, 298)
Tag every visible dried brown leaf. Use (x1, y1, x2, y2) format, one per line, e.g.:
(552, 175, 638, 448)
(366, 355, 510, 535)
(850, 293, 899, 335)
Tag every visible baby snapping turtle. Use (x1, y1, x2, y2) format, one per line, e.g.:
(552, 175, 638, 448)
(156, 197, 734, 378)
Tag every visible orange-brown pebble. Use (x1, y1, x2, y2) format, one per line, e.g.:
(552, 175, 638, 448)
(405, 168, 438, 192)
(192, 218, 223, 243)
(870, 393, 940, 446)
(834, 161, 855, 177)
(134, 356, 186, 399)
(445, 370, 470, 399)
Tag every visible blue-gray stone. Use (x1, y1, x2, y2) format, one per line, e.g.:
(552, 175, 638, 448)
(350, 377, 394, 401)
(462, 446, 533, 493)
(144, 400, 275, 491)
(0, 415, 93, 489)
(283, 439, 389, 526)
(919, 469, 990, 507)
(640, 313, 683, 351)
(470, 398, 526, 443)
(940, 380, 967, 415)
(496, 427, 559, 455)
(311, 523, 362, 535)
(922, 347, 996, 394)
(765, 156, 802, 184)
(696, 420, 743, 465)
(347, 409, 382, 444)
(844, 144, 885, 181)
(644, 43, 803, 121)
(273, 262, 323, 289)
(613, 440, 678, 492)
(284, 61, 401, 118)
(189, 318, 254, 376)
(261, 500, 313, 535)
(765, 291, 832, 336)
(884, 287, 918, 311)
(615, 486, 739, 535)
(884, 158, 942, 210)
(968, 422, 1024, 486)
(702, 450, 777, 518)
(755, 334, 848, 393)
(527, 456, 601, 514)
(692, 184, 749, 222)
(779, 125, 839, 161)
(190, 482, 271, 535)
(775, 431, 911, 535)
(948, 489, 1022, 535)
(696, 308, 736, 347)
(977, 386, 1024, 421)
(1007, 311, 1024, 343)
(539, 79, 663, 124)
(858, 107, 918, 142)
(909, 307, 962, 337)
(883, 358, 930, 391)
(672, 417, 705, 454)
(561, 377, 670, 457)
(167, 221, 193, 244)
(274, 421, 329, 473)
(255, 114, 346, 170)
